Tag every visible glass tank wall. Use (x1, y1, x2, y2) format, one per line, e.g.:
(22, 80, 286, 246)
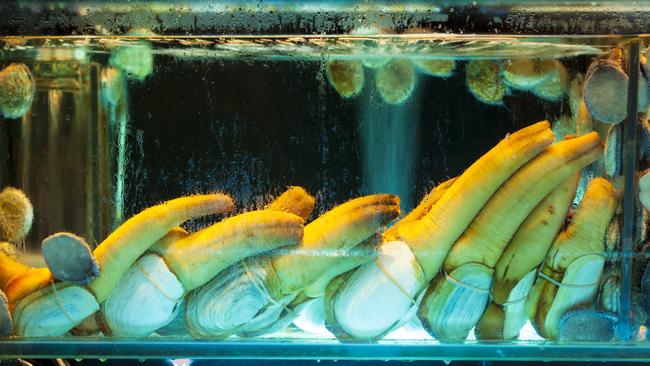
(0, 0, 649, 361)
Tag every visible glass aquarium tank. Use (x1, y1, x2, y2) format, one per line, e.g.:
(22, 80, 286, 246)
(1, 0, 650, 361)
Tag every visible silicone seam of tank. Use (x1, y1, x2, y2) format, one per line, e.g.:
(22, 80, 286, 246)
(618, 41, 640, 341)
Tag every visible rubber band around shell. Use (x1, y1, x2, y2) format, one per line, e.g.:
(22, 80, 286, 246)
(135, 260, 180, 302)
(536, 251, 607, 287)
(339, 256, 426, 339)
(446, 253, 607, 305)
(495, 294, 529, 307)
(323, 265, 427, 341)
(443, 270, 492, 294)
(50, 283, 76, 324)
(442, 269, 531, 306)
(373, 258, 419, 306)
(537, 270, 601, 289)
(375, 285, 428, 340)
(242, 259, 299, 318)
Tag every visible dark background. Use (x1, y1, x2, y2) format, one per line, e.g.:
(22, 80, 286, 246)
(123, 54, 568, 225)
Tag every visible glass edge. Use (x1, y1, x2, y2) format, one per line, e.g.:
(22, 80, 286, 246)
(2, 340, 650, 360)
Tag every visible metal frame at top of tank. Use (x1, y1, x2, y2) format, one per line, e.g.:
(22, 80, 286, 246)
(3, 0, 650, 36)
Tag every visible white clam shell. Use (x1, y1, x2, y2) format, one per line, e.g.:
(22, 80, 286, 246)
(14, 284, 99, 337)
(333, 241, 425, 339)
(0, 290, 12, 335)
(237, 292, 296, 338)
(185, 256, 294, 338)
(421, 262, 493, 340)
(155, 300, 189, 336)
(598, 267, 620, 314)
(640, 172, 650, 212)
(502, 269, 537, 339)
(544, 254, 605, 340)
(102, 254, 184, 337)
(293, 297, 329, 335)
